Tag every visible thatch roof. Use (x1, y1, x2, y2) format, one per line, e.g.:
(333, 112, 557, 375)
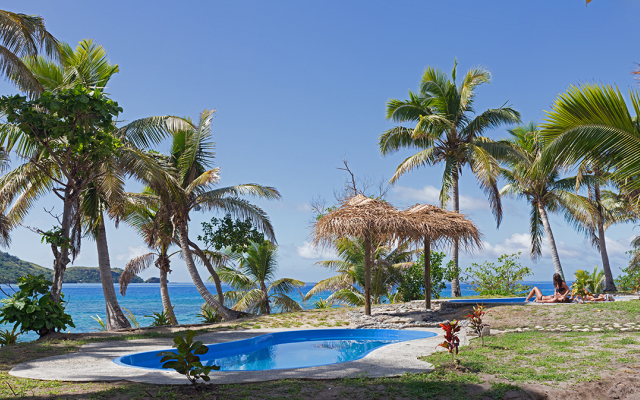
(402, 204, 483, 252)
(312, 195, 413, 247)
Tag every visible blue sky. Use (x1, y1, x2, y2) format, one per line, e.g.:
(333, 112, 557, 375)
(1, 0, 639, 283)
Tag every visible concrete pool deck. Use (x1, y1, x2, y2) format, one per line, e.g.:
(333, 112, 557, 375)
(10, 327, 450, 385)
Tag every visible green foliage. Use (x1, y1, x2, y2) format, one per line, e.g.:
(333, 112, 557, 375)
(144, 308, 175, 327)
(437, 320, 461, 365)
(0, 86, 123, 165)
(396, 251, 451, 301)
(615, 250, 640, 292)
(196, 304, 222, 323)
(574, 266, 604, 295)
(198, 214, 265, 253)
(0, 274, 74, 337)
(156, 330, 219, 384)
(91, 315, 106, 331)
(313, 298, 332, 309)
(0, 326, 20, 347)
(39, 227, 72, 250)
(462, 253, 532, 296)
(122, 308, 140, 328)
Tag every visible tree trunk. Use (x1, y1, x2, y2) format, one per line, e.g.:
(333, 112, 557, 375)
(176, 223, 247, 320)
(451, 169, 462, 297)
(364, 237, 372, 315)
(188, 239, 225, 303)
(260, 281, 271, 315)
(424, 238, 431, 309)
(594, 182, 616, 291)
(159, 263, 178, 325)
(50, 190, 74, 303)
(96, 216, 131, 330)
(538, 203, 565, 279)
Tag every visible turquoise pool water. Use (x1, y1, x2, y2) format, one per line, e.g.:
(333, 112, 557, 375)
(114, 329, 437, 371)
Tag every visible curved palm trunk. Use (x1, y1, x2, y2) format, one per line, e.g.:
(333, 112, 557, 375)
(451, 170, 462, 297)
(537, 204, 564, 279)
(594, 182, 616, 292)
(158, 262, 178, 325)
(260, 281, 271, 315)
(187, 239, 225, 302)
(176, 223, 247, 320)
(364, 237, 372, 315)
(96, 217, 131, 330)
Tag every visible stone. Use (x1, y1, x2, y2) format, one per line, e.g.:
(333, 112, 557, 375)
(592, 328, 603, 332)
(620, 328, 631, 331)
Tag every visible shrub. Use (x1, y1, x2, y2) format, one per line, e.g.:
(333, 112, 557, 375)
(145, 308, 175, 327)
(0, 274, 74, 337)
(313, 298, 332, 309)
(157, 330, 219, 384)
(465, 304, 486, 346)
(196, 304, 222, 323)
(123, 308, 140, 328)
(462, 253, 532, 296)
(397, 251, 452, 302)
(437, 320, 461, 366)
(0, 327, 20, 347)
(574, 266, 604, 295)
(616, 251, 640, 292)
(91, 315, 107, 331)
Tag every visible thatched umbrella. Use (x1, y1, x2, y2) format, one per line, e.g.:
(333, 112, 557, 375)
(313, 194, 413, 315)
(403, 204, 482, 309)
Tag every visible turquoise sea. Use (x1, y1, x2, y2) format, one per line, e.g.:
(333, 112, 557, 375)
(1, 281, 560, 342)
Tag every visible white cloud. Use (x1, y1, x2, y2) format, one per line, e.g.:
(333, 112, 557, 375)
(116, 245, 151, 262)
(390, 185, 489, 211)
(478, 232, 582, 260)
(296, 241, 337, 260)
(604, 236, 632, 257)
(295, 203, 313, 212)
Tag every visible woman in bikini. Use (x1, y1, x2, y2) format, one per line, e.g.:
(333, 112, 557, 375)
(525, 273, 570, 302)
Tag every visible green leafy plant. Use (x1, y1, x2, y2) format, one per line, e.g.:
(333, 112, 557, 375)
(574, 266, 604, 295)
(39, 227, 73, 250)
(122, 308, 140, 328)
(462, 253, 532, 296)
(198, 214, 265, 253)
(0, 327, 20, 347)
(196, 304, 222, 323)
(437, 320, 461, 367)
(145, 308, 175, 327)
(313, 298, 332, 309)
(465, 304, 486, 346)
(0, 274, 74, 337)
(156, 330, 220, 384)
(91, 315, 106, 331)
(397, 251, 452, 301)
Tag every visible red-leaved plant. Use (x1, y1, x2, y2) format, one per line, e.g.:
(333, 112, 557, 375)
(465, 304, 486, 346)
(437, 320, 461, 366)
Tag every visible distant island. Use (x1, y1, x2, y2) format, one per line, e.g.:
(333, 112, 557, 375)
(145, 277, 165, 283)
(0, 251, 144, 284)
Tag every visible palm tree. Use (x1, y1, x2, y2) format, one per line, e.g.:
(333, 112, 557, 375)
(0, 9, 59, 96)
(499, 123, 593, 278)
(379, 60, 520, 296)
(216, 240, 303, 315)
(142, 109, 281, 320)
(0, 39, 187, 315)
(303, 237, 413, 306)
(119, 193, 179, 325)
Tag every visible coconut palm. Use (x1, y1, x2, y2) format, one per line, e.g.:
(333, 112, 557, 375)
(499, 123, 593, 278)
(141, 109, 281, 320)
(118, 193, 179, 325)
(303, 237, 413, 306)
(216, 240, 303, 315)
(379, 60, 520, 296)
(0, 40, 187, 315)
(0, 9, 59, 96)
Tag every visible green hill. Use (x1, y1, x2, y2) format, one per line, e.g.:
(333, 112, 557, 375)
(0, 252, 143, 284)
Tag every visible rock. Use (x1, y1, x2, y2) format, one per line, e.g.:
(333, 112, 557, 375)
(620, 328, 631, 331)
(592, 328, 603, 331)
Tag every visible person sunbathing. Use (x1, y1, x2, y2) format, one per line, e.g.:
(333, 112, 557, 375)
(576, 293, 615, 302)
(525, 273, 570, 302)
(533, 296, 572, 303)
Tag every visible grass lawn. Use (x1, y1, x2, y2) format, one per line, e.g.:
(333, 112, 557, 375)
(0, 300, 638, 399)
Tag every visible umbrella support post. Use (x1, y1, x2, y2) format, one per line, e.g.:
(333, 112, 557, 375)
(424, 238, 431, 310)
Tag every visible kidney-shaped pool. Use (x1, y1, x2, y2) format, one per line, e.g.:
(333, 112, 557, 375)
(114, 329, 437, 371)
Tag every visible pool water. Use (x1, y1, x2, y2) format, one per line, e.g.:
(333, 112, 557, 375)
(448, 297, 528, 304)
(114, 329, 437, 371)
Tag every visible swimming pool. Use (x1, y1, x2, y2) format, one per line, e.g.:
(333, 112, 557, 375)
(114, 329, 437, 371)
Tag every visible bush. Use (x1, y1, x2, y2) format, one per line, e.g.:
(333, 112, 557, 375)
(157, 330, 219, 384)
(0, 274, 74, 337)
(615, 250, 640, 292)
(396, 251, 453, 302)
(462, 253, 532, 296)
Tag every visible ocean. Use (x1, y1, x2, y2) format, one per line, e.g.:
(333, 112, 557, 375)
(1, 281, 561, 342)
